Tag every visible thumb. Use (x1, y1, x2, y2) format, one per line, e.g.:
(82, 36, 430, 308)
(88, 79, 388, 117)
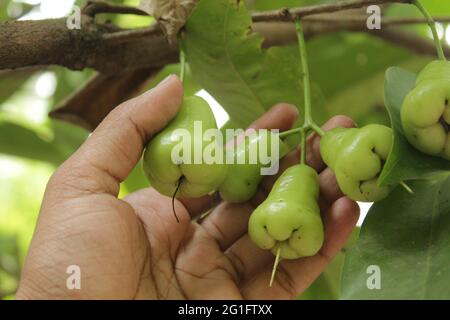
(52, 74, 183, 196)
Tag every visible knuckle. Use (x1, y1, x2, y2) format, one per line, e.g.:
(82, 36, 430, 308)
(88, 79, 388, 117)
(330, 115, 356, 129)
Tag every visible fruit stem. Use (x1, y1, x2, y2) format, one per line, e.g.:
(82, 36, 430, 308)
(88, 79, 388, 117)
(400, 181, 414, 194)
(172, 178, 182, 223)
(310, 123, 325, 137)
(300, 127, 307, 165)
(295, 20, 325, 139)
(269, 246, 281, 288)
(413, 0, 446, 61)
(179, 37, 187, 83)
(278, 127, 302, 139)
(296, 20, 313, 125)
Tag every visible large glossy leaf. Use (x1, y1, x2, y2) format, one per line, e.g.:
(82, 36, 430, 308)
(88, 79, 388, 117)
(341, 176, 450, 299)
(183, 0, 326, 128)
(379, 67, 450, 186)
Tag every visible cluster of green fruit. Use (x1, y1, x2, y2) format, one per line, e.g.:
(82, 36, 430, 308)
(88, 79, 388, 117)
(142, 1, 449, 266)
(142, 95, 395, 260)
(143, 95, 290, 203)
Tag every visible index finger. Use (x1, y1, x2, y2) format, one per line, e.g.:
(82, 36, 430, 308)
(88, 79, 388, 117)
(50, 75, 184, 197)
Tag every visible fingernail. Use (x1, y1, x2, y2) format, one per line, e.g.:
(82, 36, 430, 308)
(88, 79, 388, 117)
(156, 74, 176, 88)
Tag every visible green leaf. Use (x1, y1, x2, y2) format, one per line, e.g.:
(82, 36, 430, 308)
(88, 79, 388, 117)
(309, 34, 407, 99)
(341, 176, 450, 299)
(379, 67, 450, 186)
(0, 118, 87, 165)
(183, 0, 326, 127)
(0, 119, 64, 165)
(306, 32, 429, 126)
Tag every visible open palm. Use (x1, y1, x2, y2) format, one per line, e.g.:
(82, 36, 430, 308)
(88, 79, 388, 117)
(17, 76, 359, 300)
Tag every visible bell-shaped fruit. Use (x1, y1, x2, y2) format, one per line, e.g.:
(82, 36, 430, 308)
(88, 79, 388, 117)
(401, 60, 450, 160)
(143, 96, 227, 198)
(248, 164, 324, 260)
(320, 124, 393, 202)
(219, 131, 289, 203)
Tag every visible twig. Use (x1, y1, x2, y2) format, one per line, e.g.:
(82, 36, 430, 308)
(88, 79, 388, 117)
(80, 0, 442, 27)
(252, 0, 411, 22)
(50, 68, 160, 130)
(101, 25, 162, 44)
(303, 15, 450, 26)
(413, 0, 446, 60)
(101, 15, 450, 45)
(82, 0, 148, 17)
(370, 27, 450, 57)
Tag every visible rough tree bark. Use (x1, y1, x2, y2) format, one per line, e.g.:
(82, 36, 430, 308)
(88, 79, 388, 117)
(0, 16, 177, 74)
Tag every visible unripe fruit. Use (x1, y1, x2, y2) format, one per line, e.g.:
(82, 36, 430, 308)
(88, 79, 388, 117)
(249, 165, 324, 260)
(143, 96, 227, 198)
(320, 124, 394, 202)
(219, 131, 289, 203)
(401, 60, 450, 160)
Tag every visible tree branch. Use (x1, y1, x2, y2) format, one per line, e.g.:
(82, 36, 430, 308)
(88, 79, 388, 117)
(304, 15, 450, 25)
(370, 27, 450, 57)
(50, 68, 160, 130)
(252, 0, 411, 22)
(101, 25, 162, 44)
(0, 17, 177, 74)
(1, 0, 447, 74)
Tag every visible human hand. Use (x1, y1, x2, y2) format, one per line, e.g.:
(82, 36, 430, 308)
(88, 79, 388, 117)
(17, 75, 359, 300)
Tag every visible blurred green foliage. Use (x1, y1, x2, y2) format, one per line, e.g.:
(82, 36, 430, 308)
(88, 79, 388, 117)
(0, 0, 448, 299)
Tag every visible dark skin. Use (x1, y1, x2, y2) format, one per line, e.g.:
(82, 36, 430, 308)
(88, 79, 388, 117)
(17, 75, 359, 299)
